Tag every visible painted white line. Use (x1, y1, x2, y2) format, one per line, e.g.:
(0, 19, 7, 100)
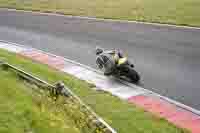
(0, 40, 146, 100)
(0, 42, 25, 53)
(62, 65, 146, 99)
(123, 80, 200, 116)
(0, 40, 200, 116)
(1, 8, 200, 30)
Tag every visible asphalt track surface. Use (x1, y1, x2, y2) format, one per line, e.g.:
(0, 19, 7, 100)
(0, 9, 200, 110)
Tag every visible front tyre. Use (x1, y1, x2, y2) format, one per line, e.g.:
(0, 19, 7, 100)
(127, 68, 140, 83)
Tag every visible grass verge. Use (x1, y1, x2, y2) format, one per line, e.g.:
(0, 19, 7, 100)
(0, 48, 189, 133)
(0, 66, 80, 133)
(0, 65, 109, 133)
(0, 0, 200, 27)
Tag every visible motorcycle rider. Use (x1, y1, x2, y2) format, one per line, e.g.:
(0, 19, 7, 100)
(96, 47, 128, 75)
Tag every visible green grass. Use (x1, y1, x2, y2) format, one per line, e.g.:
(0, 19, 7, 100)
(0, 49, 189, 133)
(0, 0, 200, 27)
(0, 67, 108, 133)
(0, 67, 80, 133)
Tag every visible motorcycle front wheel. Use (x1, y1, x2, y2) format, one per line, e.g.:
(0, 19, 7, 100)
(127, 68, 140, 83)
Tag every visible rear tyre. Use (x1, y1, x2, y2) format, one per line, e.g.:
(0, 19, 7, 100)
(127, 68, 140, 83)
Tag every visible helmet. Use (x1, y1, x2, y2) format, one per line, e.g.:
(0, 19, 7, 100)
(96, 47, 103, 55)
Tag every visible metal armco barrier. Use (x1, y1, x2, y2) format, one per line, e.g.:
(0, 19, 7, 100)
(0, 62, 117, 133)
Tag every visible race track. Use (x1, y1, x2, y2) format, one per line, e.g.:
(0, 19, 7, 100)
(0, 9, 200, 110)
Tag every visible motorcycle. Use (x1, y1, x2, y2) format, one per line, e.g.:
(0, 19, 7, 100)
(113, 57, 140, 83)
(96, 53, 140, 83)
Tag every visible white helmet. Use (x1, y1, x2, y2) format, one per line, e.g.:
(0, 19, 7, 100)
(96, 47, 103, 55)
